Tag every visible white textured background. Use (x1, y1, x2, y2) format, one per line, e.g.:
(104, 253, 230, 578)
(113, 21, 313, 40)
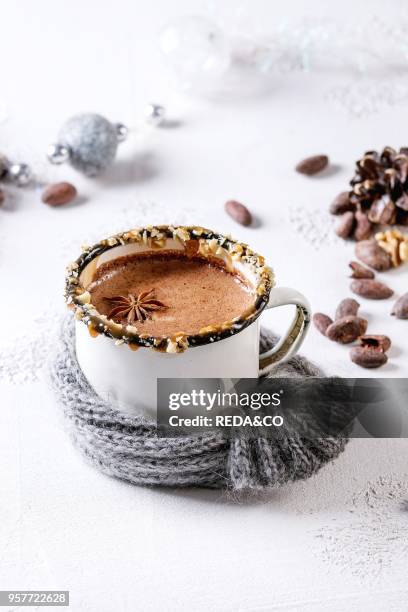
(1, 0, 408, 610)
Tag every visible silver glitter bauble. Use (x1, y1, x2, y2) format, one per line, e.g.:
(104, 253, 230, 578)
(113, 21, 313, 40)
(144, 103, 166, 126)
(56, 113, 122, 176)
(47, 143, 71, 165)
(8, 163, 32, 187)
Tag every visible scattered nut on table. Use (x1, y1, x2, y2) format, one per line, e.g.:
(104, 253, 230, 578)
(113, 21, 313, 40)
(295, 154, 329, 175)
(349, 261, 375, 279)
(349, 333, 391, 368)
(391, 293, 408, 319)
(326, 316, 368, 344)
(313, 313, 333, 336)
(224, 200, 252, 226)
(350, 346, 388, 369)
(313, 296, 391, 369)
(354, 210, 373, 241)
(355, 239, 392, 271)
(336, 211, 355, 239)
(335, 298, 360, 319)
(350, 279, 393, 300)
(42, 181, 77, 206)
(330, 191, 353, 215)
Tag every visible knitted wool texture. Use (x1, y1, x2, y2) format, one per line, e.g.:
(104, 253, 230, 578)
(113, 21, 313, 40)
(49, 315, 348, 491)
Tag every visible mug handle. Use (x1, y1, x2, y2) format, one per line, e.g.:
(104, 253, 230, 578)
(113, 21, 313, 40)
(259, 287, 311, 376)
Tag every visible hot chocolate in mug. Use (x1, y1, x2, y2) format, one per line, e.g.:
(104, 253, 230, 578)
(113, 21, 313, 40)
(66, 225, 311, 416)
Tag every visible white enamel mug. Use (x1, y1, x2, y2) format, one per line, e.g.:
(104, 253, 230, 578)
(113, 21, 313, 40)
(66, 226, 311, 417)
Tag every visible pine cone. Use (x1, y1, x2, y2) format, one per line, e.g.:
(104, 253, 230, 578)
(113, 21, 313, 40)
(331, 147, 408, 241)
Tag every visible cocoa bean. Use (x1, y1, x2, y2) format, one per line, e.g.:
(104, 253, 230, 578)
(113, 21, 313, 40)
(330, 191, 353, 215)
(313, 313, 333, 336)
(350, 279, 393, 300)
(326, 316, 368, 344)
(225, 200, 252, 227)
(42, 182, 77, 206)
(354, 210, 373, 241)
(358, 334, 391, 352)
(391, 292, 408, 319)
(335, 298, 360, 319)
(349, 261, 375, 279)
(355, 239, 392, 271)
(336, 211, 355, 239)
(295, 154, 329, 175)
(350, 346, 388, 369)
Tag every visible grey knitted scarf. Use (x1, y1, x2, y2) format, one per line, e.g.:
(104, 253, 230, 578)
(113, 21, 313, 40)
(49, 315, 348, 491)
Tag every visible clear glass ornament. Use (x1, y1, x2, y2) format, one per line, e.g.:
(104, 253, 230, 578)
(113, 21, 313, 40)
(158, 9, 408, 106)
(159, 16, 231, 92)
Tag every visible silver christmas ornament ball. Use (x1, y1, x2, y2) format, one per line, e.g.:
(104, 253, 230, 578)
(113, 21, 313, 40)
(145, 103, 166, 126)
(8, 163, 32, 187)
(56, 113, 123, 177)
(47, 143, 71, 165)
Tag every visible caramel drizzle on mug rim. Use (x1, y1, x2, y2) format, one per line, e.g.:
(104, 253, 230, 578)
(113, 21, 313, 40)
(65, 225, 275, 352)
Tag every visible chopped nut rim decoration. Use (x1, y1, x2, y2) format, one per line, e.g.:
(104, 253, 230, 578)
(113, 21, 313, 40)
(106, 290, 167, 324)
(65, 225, 275, 354)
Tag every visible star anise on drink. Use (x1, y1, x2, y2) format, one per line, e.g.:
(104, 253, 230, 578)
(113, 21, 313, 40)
(105, 289, 167, 324)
